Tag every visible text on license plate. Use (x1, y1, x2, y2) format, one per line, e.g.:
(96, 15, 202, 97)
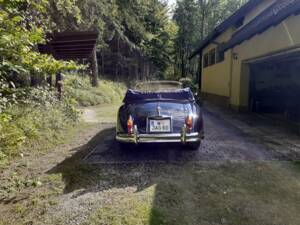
(149, 119, 171, 132)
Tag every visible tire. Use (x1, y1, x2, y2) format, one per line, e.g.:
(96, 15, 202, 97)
(185, 141, 201, 151)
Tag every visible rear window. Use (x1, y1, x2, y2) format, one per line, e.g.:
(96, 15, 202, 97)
(135, 81, 182, 92)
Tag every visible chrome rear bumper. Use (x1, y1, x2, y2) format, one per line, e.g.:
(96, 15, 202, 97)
(116, 125, 204, 144)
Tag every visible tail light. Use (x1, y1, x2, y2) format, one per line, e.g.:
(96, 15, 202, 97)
(127, 115, 134, 135)
(186, 115, 193, 131)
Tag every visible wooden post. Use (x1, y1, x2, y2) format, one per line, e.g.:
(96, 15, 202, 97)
(55, 72, 63, 100)
(91, 47, 99, 87)
(101, 51, 105, 76)
(197, 53, 202, 91)
(135, 61, 139, 81)
(47, 75, 52, 87)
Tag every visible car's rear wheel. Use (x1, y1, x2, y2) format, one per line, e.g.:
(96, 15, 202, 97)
(185, 141, 201, 151)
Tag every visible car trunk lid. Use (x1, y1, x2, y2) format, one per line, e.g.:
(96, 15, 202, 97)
(130, 102, 192, 134)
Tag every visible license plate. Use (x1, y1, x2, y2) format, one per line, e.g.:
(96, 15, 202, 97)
(149, 119, 171, 133)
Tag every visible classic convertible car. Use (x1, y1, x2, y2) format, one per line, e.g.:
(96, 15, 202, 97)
(116, 81, 204, 150)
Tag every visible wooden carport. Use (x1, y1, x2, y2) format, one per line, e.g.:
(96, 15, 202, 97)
(38, 31, 99, 86)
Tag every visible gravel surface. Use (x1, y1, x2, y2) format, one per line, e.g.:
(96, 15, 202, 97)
(84, 106, 290, 164)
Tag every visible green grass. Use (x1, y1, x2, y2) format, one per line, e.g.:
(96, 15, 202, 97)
(94, 103, 120, 123)
(83, 187, 156, 225)
(65, 75, 126, 107)
(0, 75, 126, 167)
(0, 104, 79, 168)
(82, 162, 300, 225)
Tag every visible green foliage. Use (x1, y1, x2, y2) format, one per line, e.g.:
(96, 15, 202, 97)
(179, 77, 198, 93)
(0, 86, 79, 166)
(115, 0, 177, 77)
(0, 79, 17, 113)
(173, 0, 200, 78)
(47, 0, 82, 30)
(49, 0, 177, 79)
(0, 0, 80, 82)
(64, 75, 127, 106)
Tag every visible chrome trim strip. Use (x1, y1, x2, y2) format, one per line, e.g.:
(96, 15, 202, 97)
(116, 131, 203, 144)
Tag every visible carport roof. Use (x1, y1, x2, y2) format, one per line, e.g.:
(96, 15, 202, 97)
(38, 31, 98, 59)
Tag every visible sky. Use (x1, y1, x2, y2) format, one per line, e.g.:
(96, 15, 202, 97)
(168, 0, 176, 4)
(167, 0, 176, 7)
(166, 0, 176, 17)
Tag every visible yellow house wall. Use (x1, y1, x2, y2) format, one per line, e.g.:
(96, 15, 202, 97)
(201, 50, 232, 97)
(201, 29, 233, 97)
(230, 14, 300, 108)
(200, 0, 277, 99)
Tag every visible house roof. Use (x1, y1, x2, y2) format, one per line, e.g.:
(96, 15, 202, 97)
(221, 0, 300, 52)
(189, 0, 261, 59)
(191, 0, 300, 59)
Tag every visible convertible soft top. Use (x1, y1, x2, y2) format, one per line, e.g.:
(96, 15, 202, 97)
(123, 88, 195, 103)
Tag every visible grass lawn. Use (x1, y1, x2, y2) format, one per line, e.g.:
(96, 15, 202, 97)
(81, 162, 300, 225)
(94, 103, 120, 123)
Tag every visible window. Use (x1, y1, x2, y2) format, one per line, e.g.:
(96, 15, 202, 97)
(203, 53, 209, 68)
(203, 47, 222, 68)
(216, 47, 225, 63)
(209, 48, 216, 66)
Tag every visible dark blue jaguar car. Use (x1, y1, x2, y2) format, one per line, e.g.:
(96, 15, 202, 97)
(116, 81, 204, 150)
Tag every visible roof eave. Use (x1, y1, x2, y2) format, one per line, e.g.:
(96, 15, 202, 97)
(189, 0, 261, 59)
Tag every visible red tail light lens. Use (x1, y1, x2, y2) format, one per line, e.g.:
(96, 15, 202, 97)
(127, 115, 134, 135)
(186, 115, 193, 131)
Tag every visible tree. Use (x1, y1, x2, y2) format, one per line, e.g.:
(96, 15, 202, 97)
(173, 0, 246, 79)
(46, 0, 176, 81)
(173, 0, 200, 77)
(0, 0, 79, 86)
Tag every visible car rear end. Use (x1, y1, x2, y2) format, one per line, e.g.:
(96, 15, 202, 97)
(116, 84, 204, 148)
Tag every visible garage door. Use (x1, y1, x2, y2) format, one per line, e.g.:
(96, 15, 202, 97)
(248, 54, 300, 122)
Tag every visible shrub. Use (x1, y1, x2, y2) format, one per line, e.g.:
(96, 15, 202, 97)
(0, 79, 17, 113)
(64, 75, 127, 106)
(0, 86, 79, 166)
(0, 74, 126, 166)
(179, 77, 198, 93)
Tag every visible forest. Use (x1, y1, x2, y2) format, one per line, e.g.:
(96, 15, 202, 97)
(3, 2, 300, 225)
(0, 0, 246, 164)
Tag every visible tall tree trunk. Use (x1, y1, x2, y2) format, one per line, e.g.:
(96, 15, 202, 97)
(135, 60, 139, 81)
(91, 47, 99, 87)
(115, 36, 120, 80)
(101, 51, 105, 76)
(181, 49, 186, 77)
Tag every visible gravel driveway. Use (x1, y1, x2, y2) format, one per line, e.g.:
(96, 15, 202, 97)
(84, 104, 300, 164)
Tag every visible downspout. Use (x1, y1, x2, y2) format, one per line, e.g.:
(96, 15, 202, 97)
(198, 52, 203, 95)
(228, 48, 234, 108)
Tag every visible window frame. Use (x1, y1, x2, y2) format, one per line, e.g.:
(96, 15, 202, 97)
(203, 53, 209, 68)
(209, 48, 216, 66)
(216, 47, 225, 63)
